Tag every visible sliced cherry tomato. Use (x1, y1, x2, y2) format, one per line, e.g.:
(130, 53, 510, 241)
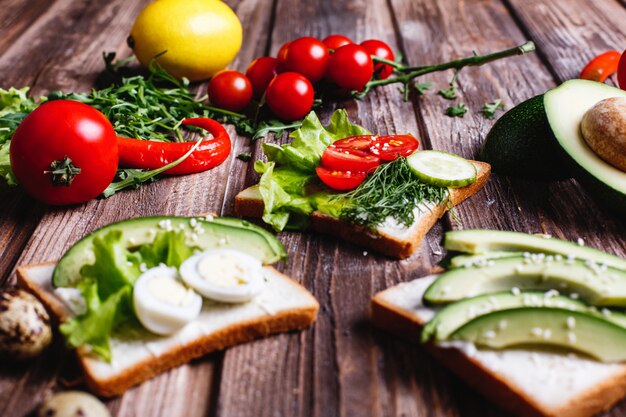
(327, 44, 374, 91)
(246, 57, 279, 97)
(321, 146, 380, 172)
(369, 135, 419, 161)
(10, 100, 118, 205)
(360, 39, 395, 80)
(316, 166, 366, 191)
(322, 34, 353, 51)
(618, 50, 626, 89)
(208, 70, 253, 112)
(580, 50, 621, 82)
(280, 37, 330, 83)
(265, 72, 314, 120)
(332, 135, 375, 151)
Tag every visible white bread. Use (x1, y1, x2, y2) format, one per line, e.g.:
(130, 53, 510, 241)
(17, 262, 319, 397)
(371, 275, 626, 417)
(235, 160, 490, 259)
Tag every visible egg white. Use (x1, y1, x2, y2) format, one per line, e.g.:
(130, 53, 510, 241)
(179, 249, 265, 303)
(133, 265, 202, 335)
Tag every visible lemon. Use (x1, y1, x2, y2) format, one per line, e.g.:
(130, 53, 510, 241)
(129, 0, 242, 81)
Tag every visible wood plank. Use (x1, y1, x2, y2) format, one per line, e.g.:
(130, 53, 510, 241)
(0, 0, 55, 56)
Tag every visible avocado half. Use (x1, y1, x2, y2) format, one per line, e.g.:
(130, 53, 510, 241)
(544, 80, 626, 215)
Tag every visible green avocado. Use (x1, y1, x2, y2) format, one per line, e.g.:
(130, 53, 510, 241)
(450, 307, 626, 362)
(444, 229, 626, 271)
(423, 255, 626, 307)
(422, 291, 587, 342)
(53, 216, 286, 288)
(544, 80, 626, 215)
(480, 95, 569, 180)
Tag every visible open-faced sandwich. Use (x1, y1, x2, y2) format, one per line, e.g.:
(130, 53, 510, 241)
(17, 215, 319, 397)
(235, 110, 491, 259)
(372, 229, 626, 417)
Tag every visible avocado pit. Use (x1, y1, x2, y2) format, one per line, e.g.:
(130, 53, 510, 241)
(581, 97, 626, 172)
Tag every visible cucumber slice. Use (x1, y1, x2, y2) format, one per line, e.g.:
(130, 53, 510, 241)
(406, 150, 477, 188)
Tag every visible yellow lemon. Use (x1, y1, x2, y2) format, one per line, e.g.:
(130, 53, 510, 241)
(129, 0, 242, 81)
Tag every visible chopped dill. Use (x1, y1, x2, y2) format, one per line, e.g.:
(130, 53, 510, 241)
(338, 157, 449, 228)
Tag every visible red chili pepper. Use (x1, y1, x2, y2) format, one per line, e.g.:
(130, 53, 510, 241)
(580, 50, 621, 82)
(116, 117, 231, 175)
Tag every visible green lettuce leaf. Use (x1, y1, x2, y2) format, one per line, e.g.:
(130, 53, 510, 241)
(255, 110, 370, 231)
(139, 230, 196, 269)
(0, 142, 16, 185)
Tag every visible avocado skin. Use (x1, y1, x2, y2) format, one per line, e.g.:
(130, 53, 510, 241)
(480, 95, 570, 180)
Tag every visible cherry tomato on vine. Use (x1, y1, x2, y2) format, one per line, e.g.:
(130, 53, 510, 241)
(332, 135, 375, 151)
(617, 50, 626, 89)
(360, 39, 395, 79)
(369, 135, 419, 161)
(265, 72, 314, 120)
(246, 57, 279, 97)
(321, 146, 380, 173)
(316, 166, 367, 191)
(10, 100, 118, 205)
(322, 34, 353, 51)
(580, 50, 621, 82)
(327, 44, 374, 91)
(208, 70, 253, 112)
(280, 37, 330, 83)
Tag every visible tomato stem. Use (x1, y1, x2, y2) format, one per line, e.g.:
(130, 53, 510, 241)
(44, 157, 81, 186)
(356, 41, 536, 98)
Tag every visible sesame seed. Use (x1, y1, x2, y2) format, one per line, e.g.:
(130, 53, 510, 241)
(544, 289, 559, 298)
(570, 293, 579, 299)
(567, 332, 577, 344)
(531, 327, 543, 337)
(205, 214, 215, 222)
(483, 330, 496, 339)
(566, 317, 576, 329)
(602, 308, 612, 317)
(140, 263, 147, 272)
(511, 287, 521, 295)
(190, 218, 198, 227)
(577, 238, 585, 246)
(498, 320, 508, 330)
(543, 329, 552, 339)
(362, 251, 368, 256)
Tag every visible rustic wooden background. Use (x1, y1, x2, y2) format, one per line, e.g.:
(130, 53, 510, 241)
(1, 0, 625, 416)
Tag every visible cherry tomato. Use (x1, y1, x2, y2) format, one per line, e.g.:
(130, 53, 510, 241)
(10, 100, 118, 205)
(280, 37, 330, 83)
(618, 50, 626, 89)
(369, 135, 419, 161)
(277, 41, 291, 62)
(246, 57, 279, 97)
(580, 50, 621, 82)
(327, 44, 374, 91)
(360, 39, 395, 79)
(316, 166, 367, 191)
(321, 146, 380, 173)
(332, 135, 375, 151)
(322, 34, 353, 51)
(265, 72, 314, 120)
(208, 70, 253, 112)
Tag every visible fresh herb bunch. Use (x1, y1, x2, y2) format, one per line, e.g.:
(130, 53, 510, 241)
(339, 157, 448, 228)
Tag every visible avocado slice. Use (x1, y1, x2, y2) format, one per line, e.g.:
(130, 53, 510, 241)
(422, 291, 587, 342)
(444, 229, 626, 271)
(447, 251, 523, 268)
(450, 307, 626, 362)
(480, 95, 570, 180)
(544, 79, 626, 215)
(53, 216, 287, 288)
(423, 255, 626, 307)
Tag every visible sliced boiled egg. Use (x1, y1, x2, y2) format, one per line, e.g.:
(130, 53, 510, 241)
(179, 249, 265, 303)
(133, 265, 202, 335)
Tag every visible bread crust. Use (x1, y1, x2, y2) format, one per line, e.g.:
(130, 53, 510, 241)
(234, 160, 491, 259)
(17, 262, 319, 397)
(371, 288, 626, 417)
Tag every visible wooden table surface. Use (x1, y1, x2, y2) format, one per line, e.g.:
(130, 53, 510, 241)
(1, 0, 626, 416)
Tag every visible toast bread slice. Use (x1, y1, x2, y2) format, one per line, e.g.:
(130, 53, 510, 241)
(17, 262, 319, 397)
(371, 275, 626, 417)
(235, 160, 490, 259)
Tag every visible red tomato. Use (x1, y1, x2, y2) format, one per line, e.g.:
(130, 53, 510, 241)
(360, 39, 395, 79)
(277, 41, 291, 62)
(617, 50, 626, 89)
(265, 72, 314, 120)
(327, 44, 374, 90)
(246, 57, 279, 97)
(321, 146, 380, 173)
(280, 37, 330, 83)
(10, 100, 118, 205)
(369, 135, 419, 161)
(208, 70, 253, 112)
(333, 135, 375, 151)
(580, 50, 621, 82)
(316, 166, 367, 191)
(322, 34, 353, 50)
